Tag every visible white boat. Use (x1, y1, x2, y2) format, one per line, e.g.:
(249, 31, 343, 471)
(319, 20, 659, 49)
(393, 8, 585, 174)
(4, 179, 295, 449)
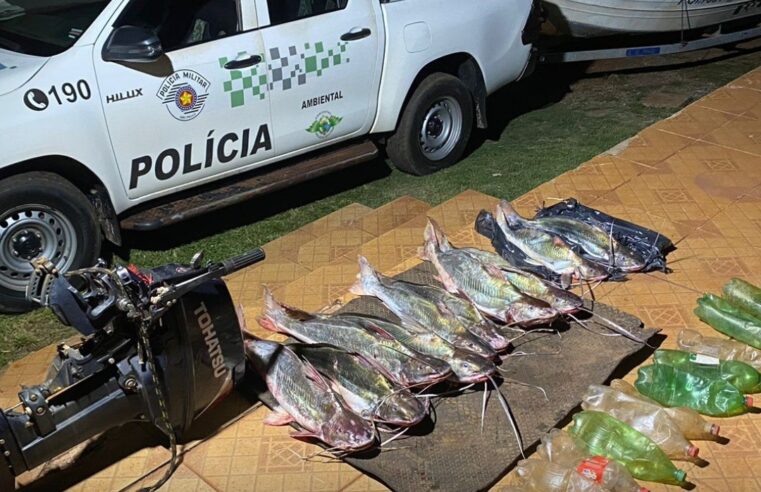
(543, 0, 761, 37)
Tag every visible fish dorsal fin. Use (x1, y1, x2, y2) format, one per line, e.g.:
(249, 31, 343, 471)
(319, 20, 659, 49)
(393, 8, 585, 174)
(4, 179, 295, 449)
(435, 300, 455, 317)
(354, 353, 377, 371)
(362, 320, 396, 340)
(400, 318, 429, 335)
(482, 262, 506, 280)
(298, 354, 331, 391)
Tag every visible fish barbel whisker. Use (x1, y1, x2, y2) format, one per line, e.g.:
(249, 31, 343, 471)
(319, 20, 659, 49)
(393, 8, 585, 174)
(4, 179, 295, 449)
(507, 327, 561, 345)
(380, 427, 410, 447)
(573, 309, 654, 346)
(416, 382, 476, 398)
(481, 382, 489, 433)
(642, 270, 703, 295)
(301, 445, 344, 462)
(566, 312, 622, 338)
(488, 375, 525, 459)
(502, 349, 562, 358)
(500, 376, 549, 402)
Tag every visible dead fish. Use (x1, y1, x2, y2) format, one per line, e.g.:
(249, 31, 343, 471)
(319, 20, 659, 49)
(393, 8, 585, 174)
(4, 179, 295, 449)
(501, 200, 645, 272)
(290, 343, 427, 427)
(495, 201, 608, 284)
(245, 338, 376, 451)
(421, 218, 558, 325)
(395, 280, 510, 351)
(350, 256, 497, 359)
(258, 288, 452, 387)
(451, 247, 583, 314)
(339, 314, 497, 384)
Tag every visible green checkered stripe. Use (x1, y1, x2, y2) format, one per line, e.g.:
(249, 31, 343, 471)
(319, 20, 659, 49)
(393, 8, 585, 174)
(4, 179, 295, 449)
(219, 52, 268, 108)
(218, 41, 350, 108)
(267, 41, 350, 92)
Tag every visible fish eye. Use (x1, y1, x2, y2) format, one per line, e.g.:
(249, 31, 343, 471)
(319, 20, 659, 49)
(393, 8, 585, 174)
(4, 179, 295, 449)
(462, 363, 470, 369)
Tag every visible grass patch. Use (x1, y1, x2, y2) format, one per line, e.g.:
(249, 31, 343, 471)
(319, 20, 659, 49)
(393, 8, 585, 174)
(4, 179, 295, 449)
(2, 44, 761, 370)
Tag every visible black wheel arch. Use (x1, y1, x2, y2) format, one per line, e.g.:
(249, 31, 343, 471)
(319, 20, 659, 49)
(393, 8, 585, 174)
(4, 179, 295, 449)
(0, 156, 121, 246)
(397, 53, 488, 132)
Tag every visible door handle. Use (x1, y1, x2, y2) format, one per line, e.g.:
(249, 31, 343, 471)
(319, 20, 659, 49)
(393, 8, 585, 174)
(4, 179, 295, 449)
(224, 54, 262, 70)
(340, 27, 371, 41)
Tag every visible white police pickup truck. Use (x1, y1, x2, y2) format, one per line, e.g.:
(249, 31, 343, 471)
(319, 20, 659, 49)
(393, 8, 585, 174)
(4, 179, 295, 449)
(0, 0, 538, 312)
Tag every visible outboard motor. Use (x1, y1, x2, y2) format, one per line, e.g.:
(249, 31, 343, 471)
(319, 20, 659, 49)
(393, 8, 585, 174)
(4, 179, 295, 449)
(0, 248, 265, 490)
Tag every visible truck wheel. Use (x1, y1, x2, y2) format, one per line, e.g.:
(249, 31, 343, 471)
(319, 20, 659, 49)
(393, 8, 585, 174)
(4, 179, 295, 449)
(0, 172, 101, 314)
(387, 73, 474, 176)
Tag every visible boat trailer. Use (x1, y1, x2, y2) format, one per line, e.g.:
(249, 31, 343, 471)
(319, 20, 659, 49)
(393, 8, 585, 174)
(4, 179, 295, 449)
(540, 23, 761, 63)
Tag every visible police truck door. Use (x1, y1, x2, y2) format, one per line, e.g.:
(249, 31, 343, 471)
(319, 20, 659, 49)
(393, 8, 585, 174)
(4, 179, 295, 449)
(259, 0, 383, 157)
(94, 0, 274, 200)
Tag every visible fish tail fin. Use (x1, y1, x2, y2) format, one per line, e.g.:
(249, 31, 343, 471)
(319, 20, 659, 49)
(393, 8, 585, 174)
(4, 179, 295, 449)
(417, 245, 428, 261)
(425, 217, 452, 252)
(258, 286, 290, 334)
(497, 200, 523, 228)
(350, 256, 382, 296)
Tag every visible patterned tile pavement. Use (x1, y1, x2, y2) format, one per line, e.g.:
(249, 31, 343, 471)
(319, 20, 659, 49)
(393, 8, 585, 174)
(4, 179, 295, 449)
(4, 67, 761, 491)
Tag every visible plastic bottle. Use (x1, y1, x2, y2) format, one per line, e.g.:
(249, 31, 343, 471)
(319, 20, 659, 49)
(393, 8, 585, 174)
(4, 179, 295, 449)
(695, 294, 761, 350)
(653, 348, 761, 394)
(515, 459, 606, 492)
(537, 429, 649, 492)
(635, 364, 752, 417)
(610, 379, 720, 441)
(582, 384, 698, 460)
(569, 411, 687, 485)
(723, 278, 761, 320)
(678, 329, 761, 371)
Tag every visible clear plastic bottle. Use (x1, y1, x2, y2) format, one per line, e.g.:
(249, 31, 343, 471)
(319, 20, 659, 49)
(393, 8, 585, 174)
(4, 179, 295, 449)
(582, 384, 698, 460)
(610, 379, 720, 441)
(636, 364, 752, 417)
(653, 348, 761, 394)
(515, 459, 607, 492)
(570, 411, 687, 485)
(537, 429, 649, 492)
(678, 329, 761, 371)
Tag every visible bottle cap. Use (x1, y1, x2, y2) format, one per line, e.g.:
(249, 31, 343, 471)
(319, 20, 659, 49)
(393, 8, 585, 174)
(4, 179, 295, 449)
(745, 396, 754, 408)
(639, 488, 650, 492)
(688, 445, 699, 457)
(710, 424, 720, 436)
(674, 469, 687, 483)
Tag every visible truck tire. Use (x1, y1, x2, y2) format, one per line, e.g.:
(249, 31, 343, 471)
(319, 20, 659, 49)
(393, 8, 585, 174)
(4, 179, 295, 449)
(387, 73, 474, 176)
(0, 172, 101, 314)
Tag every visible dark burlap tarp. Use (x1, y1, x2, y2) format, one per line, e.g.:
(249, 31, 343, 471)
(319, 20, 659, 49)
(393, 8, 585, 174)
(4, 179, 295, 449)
(259, 262, 659, 492)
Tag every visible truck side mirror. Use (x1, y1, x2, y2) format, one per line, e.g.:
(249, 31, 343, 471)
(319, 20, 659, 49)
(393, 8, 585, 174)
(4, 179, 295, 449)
(102, 26, 163, 63)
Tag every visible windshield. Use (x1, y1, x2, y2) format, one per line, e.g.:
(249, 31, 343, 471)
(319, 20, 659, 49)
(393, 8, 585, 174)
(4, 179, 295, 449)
(0, 0, 110, 56)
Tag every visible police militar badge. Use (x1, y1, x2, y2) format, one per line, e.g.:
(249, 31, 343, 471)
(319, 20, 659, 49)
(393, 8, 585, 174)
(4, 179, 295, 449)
(157, 70, 210, 121)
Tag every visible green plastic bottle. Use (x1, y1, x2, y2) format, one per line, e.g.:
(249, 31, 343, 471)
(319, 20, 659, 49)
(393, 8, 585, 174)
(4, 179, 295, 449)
(569, 410, 686, 485)
(653, 349, 761, 394)
(695, 294, 761, 350)
(635, 364, 752, 417)
(724, 278, 761, 321)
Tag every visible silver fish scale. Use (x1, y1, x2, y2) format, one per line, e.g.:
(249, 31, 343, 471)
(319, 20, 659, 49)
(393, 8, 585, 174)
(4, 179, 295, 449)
(438, 251, 521, 309)
(534, 217, 614, 258)
(270, 349, 338, 430)
(375, 278, 490, 351)
(399, 281, 481, 325)
(304, 348, 394, 402)
(512, 228, 578, 267)
(283, 317, 416, 377)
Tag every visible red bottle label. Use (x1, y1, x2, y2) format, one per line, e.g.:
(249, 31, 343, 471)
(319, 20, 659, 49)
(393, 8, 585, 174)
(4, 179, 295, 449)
(577, 456, 609, 483)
